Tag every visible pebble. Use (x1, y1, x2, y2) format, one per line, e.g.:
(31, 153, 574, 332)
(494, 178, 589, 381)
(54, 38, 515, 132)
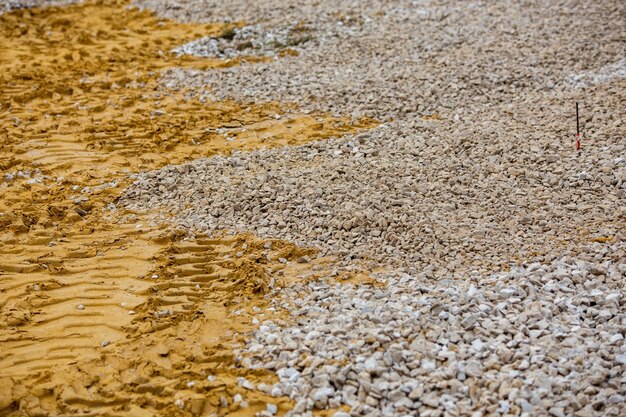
(266, 403, 278, 415)
(237, 377, 255, 390)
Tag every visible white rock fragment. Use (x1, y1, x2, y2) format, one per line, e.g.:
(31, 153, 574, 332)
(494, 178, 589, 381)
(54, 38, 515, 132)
(237, 377, 255, 390)
(266, 403, 278, 415)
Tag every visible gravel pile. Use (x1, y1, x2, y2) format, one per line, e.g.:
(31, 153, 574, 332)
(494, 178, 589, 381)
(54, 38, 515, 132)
(132, 0, 624, 278)
(240, 258, 625, 416)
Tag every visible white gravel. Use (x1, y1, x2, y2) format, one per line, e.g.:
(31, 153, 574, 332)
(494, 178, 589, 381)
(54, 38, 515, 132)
(172, 24, 315, 59)
(240, 258, 625, 416)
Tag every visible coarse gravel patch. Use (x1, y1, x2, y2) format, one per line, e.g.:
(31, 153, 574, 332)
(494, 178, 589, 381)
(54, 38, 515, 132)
(237, 258, 625, 416)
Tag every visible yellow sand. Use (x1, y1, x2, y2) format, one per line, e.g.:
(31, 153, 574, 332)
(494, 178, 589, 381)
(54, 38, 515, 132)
(0, 1, 377, 415)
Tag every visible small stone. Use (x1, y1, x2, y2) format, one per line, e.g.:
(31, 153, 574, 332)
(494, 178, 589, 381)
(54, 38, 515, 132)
(421, 358, 436, 371)
(464, 361, 483, 378)
(549, 407, 566, 417)
(518, 399, 533, 413)
(471, 339, 485, 352)
(600, 175, 613, 186)
(297, 255, 311, 263)
(462, 315, 478, 328)
(237, 377, 255, 390)
(270, 386, 283, 397)
(293, 399, 307, 413)
(76, 304, 84, 310)
(422, 393, 439, 408)
(409, 387, 423, 400)
(606, 293, 620, 302)
(365, 356, 379, 370)
(312, 386, 335, 402)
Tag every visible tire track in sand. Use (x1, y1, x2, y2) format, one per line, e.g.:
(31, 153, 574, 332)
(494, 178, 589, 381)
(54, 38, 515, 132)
(1, 222, 351, 415)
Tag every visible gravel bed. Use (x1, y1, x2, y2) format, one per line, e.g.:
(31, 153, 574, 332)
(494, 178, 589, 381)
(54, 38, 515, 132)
(239, 258, 625, 417)
(151, 0, 625, 121)
(172, 24, 315, 59)
(123, 0, 625, 415)
(122, 119, 626, 277)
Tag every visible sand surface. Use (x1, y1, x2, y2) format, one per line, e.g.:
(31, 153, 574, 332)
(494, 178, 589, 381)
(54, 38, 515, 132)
(0, 1, 373, 415)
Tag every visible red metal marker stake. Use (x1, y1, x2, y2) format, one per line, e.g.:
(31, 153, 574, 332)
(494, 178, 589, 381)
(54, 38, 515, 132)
(575, 102, 581, 152)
